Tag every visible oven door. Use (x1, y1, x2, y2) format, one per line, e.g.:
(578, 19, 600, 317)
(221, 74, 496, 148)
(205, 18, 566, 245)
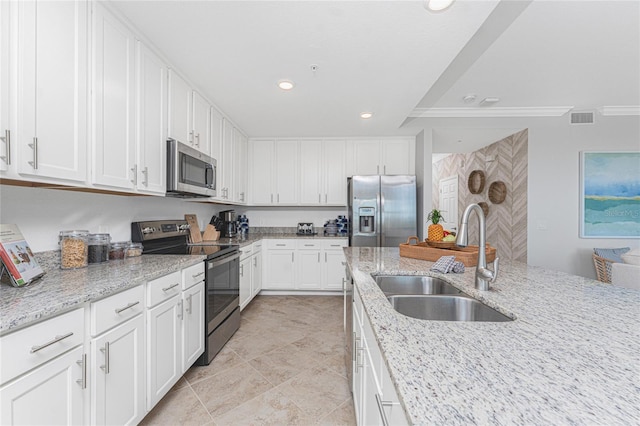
(206, 251, 240, 333)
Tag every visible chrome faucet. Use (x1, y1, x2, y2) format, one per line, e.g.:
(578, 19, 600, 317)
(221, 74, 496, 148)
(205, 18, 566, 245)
(456, 203, 499, 291)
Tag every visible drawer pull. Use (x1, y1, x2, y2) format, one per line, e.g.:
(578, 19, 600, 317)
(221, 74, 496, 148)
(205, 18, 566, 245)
(115, 301, 140, 314)
(331, 244, 341, 247)
(162, 283, 180, 292)
(304, 244, 314, 247)
(192, 272, 205, 279)
(30, 332, 74, 353)
(276, 244, 286, 247)
(375, 393, 398, 426)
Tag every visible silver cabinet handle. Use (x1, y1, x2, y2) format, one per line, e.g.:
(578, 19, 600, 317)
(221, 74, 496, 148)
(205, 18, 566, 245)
(317, 252, 320, 262)
(277, 193, 280, 203)
(131, 164, 137, 185)
(30, 332, 73, 353)
(318, 194, 321, 203)
(162, 283, 180, 292)
(291, 252, 294, 262)
(186, 294, 193, 314)
(0, 129, 10, 165)
(189, 130, 194, 144)
(177, 299, 184, 320)
(376, 165, 379, 174)
(352, 333, 358, 362)
(325, 252, 328, 262)
(276, 244, 286, 247)
(375, 393, 397, 426)
(240, 264, 244, 277)
(142, 166, 149, 186)
(115, 301, 139, 314)
(28, 137, 38, 169)
(76, 353, 87, 389)
(383, 165, 386, 175)
(271, 194, 273, 203)
(253, 257, 257, 267)
(240, 192, 245, 202)
(100, 342, 110, 374)
(192, 272, 205, 280)
(304, 244, 314, 247)
(325, 194, 327, 204)
(195, 133, 200, 147)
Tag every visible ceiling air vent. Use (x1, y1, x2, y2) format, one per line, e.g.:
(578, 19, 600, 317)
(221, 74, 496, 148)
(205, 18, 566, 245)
(570, 111, 595, 125)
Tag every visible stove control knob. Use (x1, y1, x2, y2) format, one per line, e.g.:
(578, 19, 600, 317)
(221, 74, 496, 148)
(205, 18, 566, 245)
(178, 224, 191, 232)
(142, 227, 155, 235)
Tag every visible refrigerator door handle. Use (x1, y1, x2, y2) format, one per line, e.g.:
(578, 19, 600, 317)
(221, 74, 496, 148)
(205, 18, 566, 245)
(378, 191, 384, 247)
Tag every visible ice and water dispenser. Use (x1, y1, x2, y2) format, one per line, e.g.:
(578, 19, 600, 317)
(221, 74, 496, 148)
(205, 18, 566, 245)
(358, 207, 376, 233)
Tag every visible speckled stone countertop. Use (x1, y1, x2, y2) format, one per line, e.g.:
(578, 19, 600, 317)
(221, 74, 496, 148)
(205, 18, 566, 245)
(0, 255, 205, 334)
(210, 233, 348, 247)
(345, 247, 640, 425)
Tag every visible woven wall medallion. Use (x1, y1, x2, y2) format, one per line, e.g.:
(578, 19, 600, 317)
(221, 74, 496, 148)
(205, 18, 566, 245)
(488, 181, 507, 204)
(468, 170, 486, 194)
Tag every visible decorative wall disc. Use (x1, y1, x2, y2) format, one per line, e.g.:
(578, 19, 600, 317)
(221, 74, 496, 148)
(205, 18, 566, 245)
(468, 170, 486, 194)
(478, 201, 489, 217)
(488, 181, 507, 204)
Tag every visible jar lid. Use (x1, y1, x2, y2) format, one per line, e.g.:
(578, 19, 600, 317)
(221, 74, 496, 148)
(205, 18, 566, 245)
(59, 230, 90, 235)
(110, 241, 130, 249)
(127, 242, 143, 249)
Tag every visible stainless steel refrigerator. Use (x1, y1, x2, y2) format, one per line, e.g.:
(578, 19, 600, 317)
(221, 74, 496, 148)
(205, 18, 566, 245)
(348, 175, 417, 247)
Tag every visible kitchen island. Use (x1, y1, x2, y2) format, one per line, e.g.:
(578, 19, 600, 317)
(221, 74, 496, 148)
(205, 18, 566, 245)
(345, 247, 640, 425)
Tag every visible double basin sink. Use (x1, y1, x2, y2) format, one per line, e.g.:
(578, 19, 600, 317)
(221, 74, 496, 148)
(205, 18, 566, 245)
(374, 275, 512, 322)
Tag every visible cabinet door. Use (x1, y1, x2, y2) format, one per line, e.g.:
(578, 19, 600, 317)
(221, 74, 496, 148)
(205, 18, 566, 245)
(167, 69, 191, 145)
(234, 129, 248, 203)
(92, 4, 136, 189)
(263, 250, 295, 289)
(274, 140, 298, 204)
(92, 315, 145, 426)
(248, 139, 275, 204)
(323, 250, 346, 290)
(296, 249, 323, 289)
(323, 139, 347, 205)
(182, 282, 205, 371)
(16, 0, 88, 182)
(252, 250, 262, 297)
(352, 315, 364, 425)
(381, 139, 411, 175)
(299, 140, 322, 205)
(192, 91, 210, 156)
(0, 346, 85, 425)
(136, 41, 166, 195)
(219, 118, 234, 200)
(0, 0, 10, 172)
(210, 108, 223, 169)
(239, 256, 252, 310)
(147, 295, 182, 410)
(352, 140, 380, 176)
(362, 344, 384, 426)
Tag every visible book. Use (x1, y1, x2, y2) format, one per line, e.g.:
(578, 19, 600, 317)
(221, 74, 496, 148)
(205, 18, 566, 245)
(0, 224, 45, 287)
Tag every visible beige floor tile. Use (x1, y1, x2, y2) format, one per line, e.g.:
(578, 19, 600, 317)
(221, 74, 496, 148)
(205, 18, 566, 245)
(226, 330, 292, 361)
(317, 399, 357, 426)
(212, 388, 310, 426)
(249, 345, 320, 386)
(140, 384, 212, 426)
(323, 352, 349, 379)
(277, 365, 352, 419)
(185, 345, 244, 385)
(190, 361, 274, 418)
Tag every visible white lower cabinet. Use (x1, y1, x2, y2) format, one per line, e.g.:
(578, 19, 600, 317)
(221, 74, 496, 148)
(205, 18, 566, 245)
(240, 246, 253, 310)
(353, 287, 408, 426)
(182, 281, 205, 370)
(252, 242, 263, 298)
(263, 239, 347, 291)
(91, 315, 145, 426)
(0, 346, 86, 425)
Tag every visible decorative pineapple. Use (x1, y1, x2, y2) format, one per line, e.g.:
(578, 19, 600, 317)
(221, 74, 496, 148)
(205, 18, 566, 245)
(427, 209, 445, 241)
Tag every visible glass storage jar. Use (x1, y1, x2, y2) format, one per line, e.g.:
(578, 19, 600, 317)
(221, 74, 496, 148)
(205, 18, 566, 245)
(88, 233, 111, 264)
(109, 241, 128, 260)
(59, 230, 89, 269)
(124, 242, 143, 258)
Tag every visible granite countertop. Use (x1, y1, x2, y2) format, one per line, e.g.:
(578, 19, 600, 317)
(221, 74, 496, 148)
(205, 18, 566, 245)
(345, 247, 640, 425)
(210, 233, 348, 247)
(0, 255, 205, 334)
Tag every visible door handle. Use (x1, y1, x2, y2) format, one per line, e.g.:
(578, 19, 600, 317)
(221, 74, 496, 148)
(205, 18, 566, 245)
(186, 294, 193, 314)
(100, 342, 110, 374)
(142, 166, 149, 186)
(28, 137, 38, 169)
(76, 353, 87, 389)
(131, 164, 138, 185)
(0, 129, 10, 165)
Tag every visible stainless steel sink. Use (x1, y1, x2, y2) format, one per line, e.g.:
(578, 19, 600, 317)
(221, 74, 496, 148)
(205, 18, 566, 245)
(387, 295, 513, 322)
(374, 275, 462, 295)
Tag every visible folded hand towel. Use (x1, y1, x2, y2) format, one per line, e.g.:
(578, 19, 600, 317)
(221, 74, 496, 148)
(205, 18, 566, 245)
(430, 256, 465, 274)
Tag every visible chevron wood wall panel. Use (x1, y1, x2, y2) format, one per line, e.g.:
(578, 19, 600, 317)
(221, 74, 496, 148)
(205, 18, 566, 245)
(432, 129, 528, 262)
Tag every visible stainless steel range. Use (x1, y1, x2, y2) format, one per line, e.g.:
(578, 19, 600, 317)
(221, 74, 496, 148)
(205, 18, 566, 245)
(131, 220, 240, 365)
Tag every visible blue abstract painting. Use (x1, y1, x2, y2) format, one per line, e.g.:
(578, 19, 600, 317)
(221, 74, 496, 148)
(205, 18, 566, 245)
(580, 152, 640, 238)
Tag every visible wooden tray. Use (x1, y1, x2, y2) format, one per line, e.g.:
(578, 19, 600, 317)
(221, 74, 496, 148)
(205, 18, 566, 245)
(400, 236, 496, 267)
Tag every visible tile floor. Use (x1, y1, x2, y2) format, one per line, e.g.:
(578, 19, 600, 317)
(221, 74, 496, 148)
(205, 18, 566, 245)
(140, 295, 356, 425)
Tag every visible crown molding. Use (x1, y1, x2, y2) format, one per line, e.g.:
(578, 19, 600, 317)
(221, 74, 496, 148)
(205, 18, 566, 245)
(409, 106, 573, 118)
(598, 106, 640, 116)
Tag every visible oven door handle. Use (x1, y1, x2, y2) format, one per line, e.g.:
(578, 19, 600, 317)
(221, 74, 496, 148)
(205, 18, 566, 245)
(210, 252, 240, 268)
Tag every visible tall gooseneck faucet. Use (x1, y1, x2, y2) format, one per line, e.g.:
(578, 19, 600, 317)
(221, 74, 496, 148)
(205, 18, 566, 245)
(456, 203, 499, 291)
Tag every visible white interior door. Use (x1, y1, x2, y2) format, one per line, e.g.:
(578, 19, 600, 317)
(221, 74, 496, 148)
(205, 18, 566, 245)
(439, 175, 458, 232)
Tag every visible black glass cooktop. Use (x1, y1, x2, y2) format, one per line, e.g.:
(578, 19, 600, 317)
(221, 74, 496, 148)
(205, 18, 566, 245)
(143, 243, 236, 259)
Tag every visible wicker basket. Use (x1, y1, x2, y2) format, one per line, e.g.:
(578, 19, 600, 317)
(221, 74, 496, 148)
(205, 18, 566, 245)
(593, 254, 615, 283)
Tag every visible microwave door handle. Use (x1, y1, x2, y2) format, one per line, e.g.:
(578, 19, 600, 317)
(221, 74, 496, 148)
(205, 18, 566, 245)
(180, 153, 188, 183)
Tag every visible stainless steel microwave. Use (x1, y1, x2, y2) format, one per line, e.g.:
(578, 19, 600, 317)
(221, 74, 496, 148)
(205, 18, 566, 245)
(166, 139, 216, 198)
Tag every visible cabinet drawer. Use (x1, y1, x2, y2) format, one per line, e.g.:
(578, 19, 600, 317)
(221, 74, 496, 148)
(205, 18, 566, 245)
(90, 285, 144, 336)
(147, 271, 181, 307)
(0, 308, 84, 384)
(182, 262, 205, 290)
(266, 239, 295, 250)
(296, 240, 321, 250)
(240, 245, 253, 261)
(252, 241, 263, 251)
(323, 239, 348, 250)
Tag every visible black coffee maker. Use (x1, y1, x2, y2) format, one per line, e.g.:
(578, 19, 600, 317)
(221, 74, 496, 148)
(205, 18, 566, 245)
(219, 210, 237, 238)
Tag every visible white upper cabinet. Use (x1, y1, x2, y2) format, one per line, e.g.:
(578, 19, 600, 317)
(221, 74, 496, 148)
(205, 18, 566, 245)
(192, 91, 211, 156)
(299, 140, 323, 205)
(249, 139, 275, 204)
(167, 69, 191, 146)
(91, 3, 136, 189)
(135, 41, 167, 195)
(16, 0, 89, 182)
(275, 140, 299, 205)
(350, 138, 414, 176)
(234, 129, 248, 203)
(323, 139, 347, 205)
(0, 0, 10, 173)
(210, 108, 223, 166)
(218, 117, 235, 201)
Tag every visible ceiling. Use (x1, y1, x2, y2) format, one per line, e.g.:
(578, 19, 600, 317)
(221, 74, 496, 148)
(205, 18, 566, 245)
(112, 0, 640, 153)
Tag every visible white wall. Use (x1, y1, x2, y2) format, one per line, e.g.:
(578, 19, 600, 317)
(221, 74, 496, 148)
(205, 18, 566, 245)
(527, 114, 640, 279)
(238, 207, 346, 229)
(0, 186, 222, 252)
(415, 130, 433, 241)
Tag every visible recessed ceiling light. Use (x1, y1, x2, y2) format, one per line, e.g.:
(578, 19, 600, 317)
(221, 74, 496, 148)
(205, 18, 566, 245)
(360, 112, 373, 119)
(278, 80, 294, 91)
(425, 0, 455, 12)
(463, 94, 477, 104)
